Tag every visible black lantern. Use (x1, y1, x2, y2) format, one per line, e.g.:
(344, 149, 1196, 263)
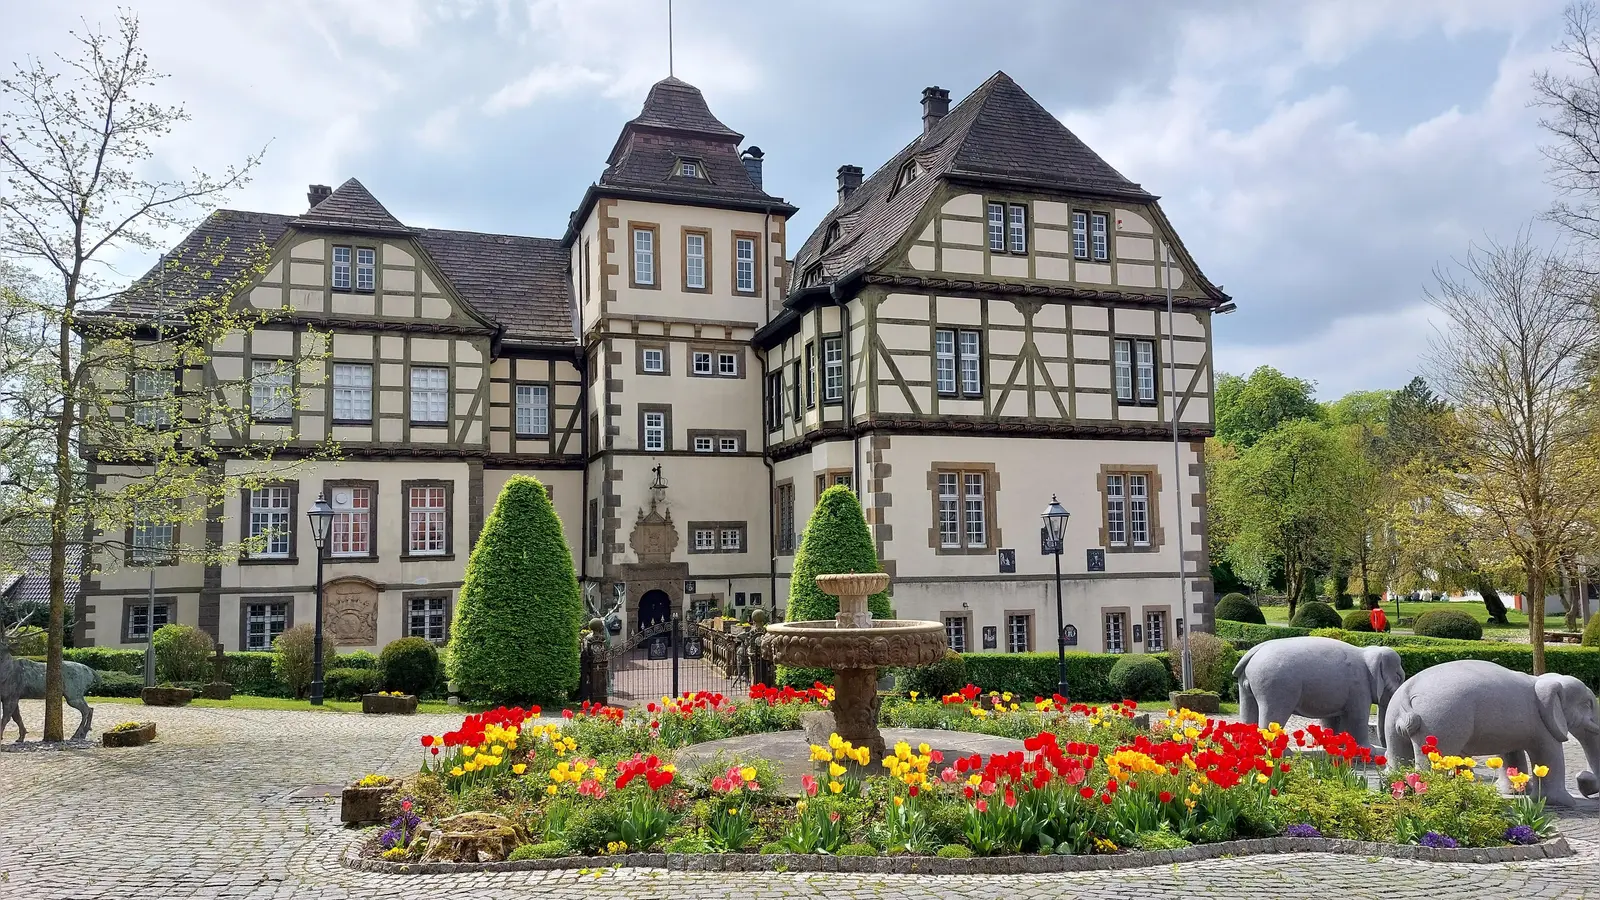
(1040, 494, 1071, 699)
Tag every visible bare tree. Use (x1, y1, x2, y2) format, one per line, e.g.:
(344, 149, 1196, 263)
(1424, 232, 1600, 673)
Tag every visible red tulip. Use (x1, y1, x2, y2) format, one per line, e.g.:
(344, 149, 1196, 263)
(1079, 787, 1094, 799)
(1159, 791, 1172, 803)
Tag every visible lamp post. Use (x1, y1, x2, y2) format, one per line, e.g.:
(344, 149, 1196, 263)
(306, 494, 335, 706)
(1041, 495, 1071, 699)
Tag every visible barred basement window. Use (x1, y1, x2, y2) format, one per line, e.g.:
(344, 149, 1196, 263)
(1104, 612, 1126, 654)
(407, 596, 448, 642)
(1145, 611, 1167, 652)
(1007, 614, 1032, 653)
(945, 616, 968, 653)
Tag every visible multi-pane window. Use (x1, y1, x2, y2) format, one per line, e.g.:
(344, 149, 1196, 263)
(694, 529, 715, 551)
(251, 359, 293, 421)
(692, 352, 713, 375)
(131, 504, 174, 565)
(515, 384, 549, 436)
(936, 469, 988, 550)
(248, 486, 292, 558)
(790, 360, 802, 421)
(1071, 212, 1088, 259)
(1105, 472, 1151, 548)
(642, 348, 665, 372)
(719, 436, 740, 453)
(1007, 614, 1031, 653)
(330, 486, 371, 557)
(643, 411, 665, 451)
(632, 227, 655, 285)
(816, 471, 852, 497)
(407, 486, 447, 555)
(934, 328, 982, 396)
(685, 232, 706, 289)
(937, 473, 959, 548)
(718, 351, 738, 376)
(945, 616, 968, 653)
(987, 202, 1005, 251)
(679, 160, 699, 178)
(587, 499, 599, 557)
(720, 528, 742, 551)
(1105, 474, 1126, 547)
(355, 247, 375, 292)
(132, 369, 172, 428)
(823, 337, 843, 401)
(1105, 612, 1126, 654)
(765, 369, 782, 427)
(1113, 339, 1133, 403)
(735, 237, 756, 292)
(407, 596, 448, 642)
(1145, 611, 1167, 652)
(332, 246, 351, 289)
(410, 367, 448, 423)
(1128, 474, 1150, 546)
(694, 436, 714, 453)
(127, 602, 171, 641)
(1008, 204, 1027, 253)
(245, 602, 288, 651)
(776, 483, 796, 555)
(1135, 340, 1156, 402)
(332, 364, 372, 422)
(805, 342, 816, 407)
(1091, 212, 1109, 260)
(964, 473, 987, 548)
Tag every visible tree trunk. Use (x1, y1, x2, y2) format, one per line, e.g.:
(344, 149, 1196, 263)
(1529, 569, 1547, 676)
(1476, 575, 1509, 625)
(1563, 563, 1581, 631)
(44, 286, 75, 742)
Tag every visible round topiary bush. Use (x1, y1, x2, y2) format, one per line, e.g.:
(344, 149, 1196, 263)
(1108, 654, 1173, 700)
(1166, 631, 1236, 695)
(1340, 609, 1375, 632)
(896, 649, 967, 699)
(1413, 608, 1483, 641)
(379, 637, 442, 697)
(1289, 600, 1341, 629)
(1333, 593, 1354, 610)
(152, 623, 214, 683)
(451, 476, 583, 704)
(322, 667, 381, 701)
(1214, 593, 1266, 625)
(1583, 613, 1600, 648)
(778, 485, 891, 686)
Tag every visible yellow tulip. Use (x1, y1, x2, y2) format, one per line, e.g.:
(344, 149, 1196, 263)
(1188, 782, 1202, 795)
(829, 762, 846, 778)
(909, 691, 919, 701)
(740, 767, 757, 783)
(547, 784, 558, 796)
(449, 766, 464, 777)
(513, 763, 527, 776)
(1534, 765, 1550, 778)
(463, 746, 476, 757)
(893, 795, 904, 807)
(829, 781, 843, 794)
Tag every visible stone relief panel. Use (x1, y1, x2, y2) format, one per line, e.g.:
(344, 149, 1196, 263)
(323, 577, 380, 646)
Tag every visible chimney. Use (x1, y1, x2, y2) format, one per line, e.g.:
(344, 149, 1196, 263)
(836, 165, 863, 203)
(921, 86, 950, 134)
(740, 146, 765, 190)
(306, 184, 332, 209)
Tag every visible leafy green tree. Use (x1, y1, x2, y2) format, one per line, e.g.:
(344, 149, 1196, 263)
(1214, 366, 1322, 448)
(450, 476, 582, 703)
(780, 486, 890, 685)
(1324, 390, 1393, 431)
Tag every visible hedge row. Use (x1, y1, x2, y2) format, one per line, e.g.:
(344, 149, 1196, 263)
(1213, 621, 1310, 649)
(62, 647, 379, 698)
(961, 651, 1172, 703)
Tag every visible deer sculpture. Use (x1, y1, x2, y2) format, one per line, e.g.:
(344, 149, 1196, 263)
(1, 617, 98, 742)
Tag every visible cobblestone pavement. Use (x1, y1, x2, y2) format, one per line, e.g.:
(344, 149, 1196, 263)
(1, 700, 1597, 899)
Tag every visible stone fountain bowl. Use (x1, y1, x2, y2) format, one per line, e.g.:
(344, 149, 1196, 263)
(762, 619, 947, 669)
(814, 572, 891, 598)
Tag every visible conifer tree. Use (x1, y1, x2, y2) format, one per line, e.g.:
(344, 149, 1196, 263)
(780, 485, 890, 685)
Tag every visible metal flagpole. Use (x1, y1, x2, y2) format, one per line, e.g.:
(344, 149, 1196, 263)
(1165, 244, 1194, 690)
(667, 0, 674, 77)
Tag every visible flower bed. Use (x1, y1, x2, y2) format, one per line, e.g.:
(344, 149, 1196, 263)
(356, 684, 1563, 867)
(102, 721, 156, 748)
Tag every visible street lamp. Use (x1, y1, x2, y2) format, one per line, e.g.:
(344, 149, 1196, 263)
(1041, 495, 1070, 699)
(306, 494, 335, 706)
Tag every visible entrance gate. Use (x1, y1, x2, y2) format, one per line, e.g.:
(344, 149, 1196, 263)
(604, 616, 758, 707)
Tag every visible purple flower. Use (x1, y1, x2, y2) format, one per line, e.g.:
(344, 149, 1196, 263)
(1503, 825, 1539, 846)
(1283, 824, 1322, 838)
(377, 799, 423, 851)
(1419, 832, 1459, 849)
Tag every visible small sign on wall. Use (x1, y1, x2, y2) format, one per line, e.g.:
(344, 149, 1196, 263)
(684, 580, 697, 594)
(1087, 549, 1106, 572)
(1061, 624, 1078, 647)
(1132, 623, 1143, 645)
(982, 626, 998, 650)
(997, 548, 1016, 574)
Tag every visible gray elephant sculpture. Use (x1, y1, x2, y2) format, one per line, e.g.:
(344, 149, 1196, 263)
(1234, 636, 1405, 749)
(1384, 659, 1600, 807)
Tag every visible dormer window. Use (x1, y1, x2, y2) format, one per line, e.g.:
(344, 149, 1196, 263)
(802, 264, 824, 288)
(677, 159, 702, 179)
(822, 222, 841, 251)
(897, 161, 920, 190)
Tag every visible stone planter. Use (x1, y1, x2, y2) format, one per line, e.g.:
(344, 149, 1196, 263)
(362, 693, 418, 715)
(201, 682, 234, 701)
(1170, 691, 1221, 715)
(102, 722, 156, 748)
(141, 686, 194, 707)
(341, 785, 396, 825)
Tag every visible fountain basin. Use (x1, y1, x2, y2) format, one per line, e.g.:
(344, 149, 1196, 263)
(762, 619, 946, 669)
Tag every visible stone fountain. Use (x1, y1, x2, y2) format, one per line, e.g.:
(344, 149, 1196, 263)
(761, 571, 946, 760)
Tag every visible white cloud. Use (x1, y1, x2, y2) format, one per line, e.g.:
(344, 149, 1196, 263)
(482, 65, 609, 115)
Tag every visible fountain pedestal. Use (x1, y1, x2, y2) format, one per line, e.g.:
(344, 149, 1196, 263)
(762, 572, 946, 762)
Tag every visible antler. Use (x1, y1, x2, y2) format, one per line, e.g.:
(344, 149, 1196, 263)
(3, 610, 35, 637)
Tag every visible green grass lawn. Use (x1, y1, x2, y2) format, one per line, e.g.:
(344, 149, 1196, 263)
(87, 695, 476, 714)
(1257, 600, 1568, 629)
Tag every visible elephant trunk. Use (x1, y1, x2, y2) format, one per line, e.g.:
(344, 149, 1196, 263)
(1577, 723, 1600, 799)
(1376, 697, 1390, 754)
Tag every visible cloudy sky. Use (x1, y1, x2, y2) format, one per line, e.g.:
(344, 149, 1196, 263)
(3, 0, 1580, 398)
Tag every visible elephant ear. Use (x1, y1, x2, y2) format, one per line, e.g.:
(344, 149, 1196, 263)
(1535, 675, 1571, 742)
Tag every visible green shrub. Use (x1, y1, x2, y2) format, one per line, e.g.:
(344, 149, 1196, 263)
(1178, 631, 1237, 694)
(778, 485, 891, 686)
(152, 624, 214, 683)
(936, 843, 974, 858)
(895, 650, 967, 699)
(1214, 593, 1265, 625)
(1412, 609, 1483, 641)
(962, 651, 1166, 701)
(336, 650, 378, 670)
(1289, 600, 1341, 630)
(90, 670, 144, 697)
(1340, 610, 1375, 632)
(837, 843, 878, 857)
(63, 647, 144, 674)
(1132, 829, 1191, 851)
(1214, 620, 1312, 649)
(451, 475, 582, 704)
(323, 667, 381, 701)
(759, 841, 786, 855)
(1107, 655, 1172, 700)
(272, 624, 338, 700)
(560, 798, 622, 854)
(225, 651, 286, 696)
(507, 841, 569, 861)
(379, 637, 442, 697)
(7, 625, 47, 656)
(1583, 613, 1600, 648)
(1333, 594, 1354, 610)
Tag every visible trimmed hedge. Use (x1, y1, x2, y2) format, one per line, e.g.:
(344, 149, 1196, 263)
(961, 651, 1170, 702)
(323, 667, 382, 701)
(380, 637, 442, 697)
(1340, 610, 1376, 632)
(1108, 655, 1173, 700)
(91, 670, 145, 698)
(451, 475, 583, 704)
(1585, 613, 1600, 648)
(1413, 608, 1484, 641)
(1289, 600, 1342, 629)
(69, 647, 397, 698)
(894, 650, 968, 699)
(1214, 593, 1266, 625)
(1214, 621, 1311, 649)
(65, 647, 143, 675)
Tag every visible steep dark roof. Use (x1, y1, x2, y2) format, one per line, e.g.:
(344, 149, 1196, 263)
(416, 229, 573, 344)
(110, 210, 292, 318)
(611, 76, 742, 152)
(289, 178, 412, 234)
(0, 520, 82, 610)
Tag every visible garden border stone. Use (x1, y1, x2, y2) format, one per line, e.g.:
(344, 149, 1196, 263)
(342, 832, 1572, 875)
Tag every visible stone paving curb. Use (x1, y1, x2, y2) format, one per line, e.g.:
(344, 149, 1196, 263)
(342, 832, 1573, 876)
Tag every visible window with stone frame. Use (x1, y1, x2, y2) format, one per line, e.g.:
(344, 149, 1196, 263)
(944, 614, 970, 653)
(1144, 609, 1168, 653)
(684, 229, 707, 290)
(1104, 611, 1127, 654)
(124, 600, 172, 642)
(328, 484, 373, 557)
(692, 351, 714, 375)
(717, 351, 740, 377)
(1006, 613, 1032, 653)
(1100, 466, 1160, 552)
(247, 485, 293, 558)
(815, 469, 852, 498)
(244, 601, 289, 651)
(733, 234, 758, 294)
(642, 409, 667, 452)
(407, 595, 449, 643)
(931, 464, 995, 553)
(631, 225, 656, 286)
(130, 502, 175, 566)
(775, 482, 796, 555)
(689, 522, 747, 554)
(406, 484, 449, 555)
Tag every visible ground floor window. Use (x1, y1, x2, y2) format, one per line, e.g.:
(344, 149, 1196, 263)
(1145, 610, 1167, 652)
(1104, 611, 1127, 654)
(944, 615, 969, 653)
(245, 602, 289, 651)
(1006, 613, 1032, 653)
(408, 596, 448, 643)
(125, 601, 171, 642)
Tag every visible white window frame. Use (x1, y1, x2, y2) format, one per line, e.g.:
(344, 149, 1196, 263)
(987, 202, 1005, 251)
(964, 473, 987, 549)
(132, 369, 172, 428)
(944, 615, 968, 653)
(735, 237, 756, 292)
(515, 383, 549, 437)
(717, 351, 739, 377)
(937, 473, 960, 549)
(936, 328, 982, 397)
(1113, 339, 1134, 402)
(1129, 474, 1150, 547)
(718, 436, 740, 453)
(332, 245, 351, 290)
(1007, 614, 1031, 653)
(642, 348, 665, 373)
(1008, 204, 1027, 253)
(251, 359, 293, 421)
(720, 528, 742, 551)
(694, 436, 714, 453)
(332, 363, 373, 422)
(694, 528, 716, 551)
(643, 411, 665, 452)
(330, 486, 371, 557)
(685, 232, 706, 289)
(633, 227, 655, 285)
(959, 330, 981, 396)
(1145, 611, 1166, 652)
(128, 602, 172, 642)
(680, 160, 699, 178)
(1105, 612, 1126, 654)
(410, 366, 449, 424)
(245, 602, 288, 651)
(935, 329, 957, 395)
(823, 337, 844, 401)
(407, 596, 448, 643)
(406, 486, 448, 556)
(1135, 340, 1156, 403)
(1105, 474, 1127, 547)
(692, 351, 714, 375)
(1091, 212, 1109, 261)
(355, 247, 376, 292)
(1072, 211, 1088, 259)
(131, 504, 175, 565)
(248, 486, 292, 558)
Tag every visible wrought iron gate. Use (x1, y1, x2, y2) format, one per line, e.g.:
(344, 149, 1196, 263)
(604, 616, 761, 706)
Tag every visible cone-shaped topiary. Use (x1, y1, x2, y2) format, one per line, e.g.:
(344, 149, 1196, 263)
(449, 475, 582, 704)
(1582, 612, 1600, 648)
(779, 484, 891, 686)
